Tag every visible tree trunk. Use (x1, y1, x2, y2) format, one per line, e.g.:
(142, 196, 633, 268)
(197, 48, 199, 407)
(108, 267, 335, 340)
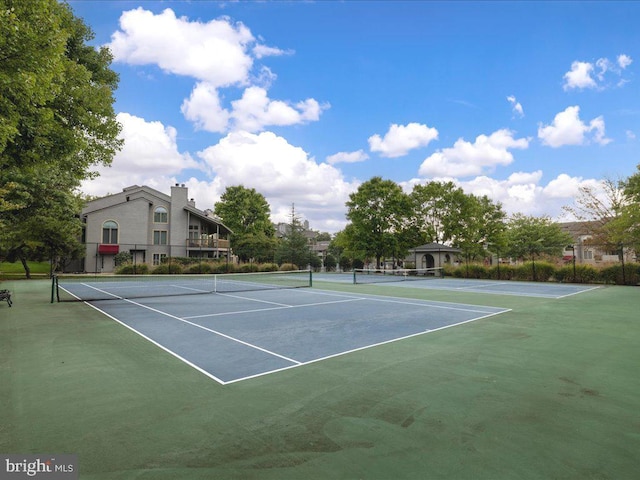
(20, 255, 32, 279)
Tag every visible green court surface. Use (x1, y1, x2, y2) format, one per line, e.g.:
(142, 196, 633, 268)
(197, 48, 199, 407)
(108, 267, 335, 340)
(1, 279, 639, 479)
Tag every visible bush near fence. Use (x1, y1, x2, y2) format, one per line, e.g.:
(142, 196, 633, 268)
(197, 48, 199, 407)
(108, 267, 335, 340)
(115, 261, 298, 275)
(444, 261, 640, 285)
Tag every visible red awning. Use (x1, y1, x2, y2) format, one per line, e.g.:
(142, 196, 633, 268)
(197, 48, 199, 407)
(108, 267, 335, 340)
(98, 244, 119, 255)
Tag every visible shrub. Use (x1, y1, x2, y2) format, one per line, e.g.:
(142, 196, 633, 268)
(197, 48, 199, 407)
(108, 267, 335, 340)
(152, 263, 183, 274)
(573, 264, 598, 284)
(114, 252, 132, 267)
(115, 263, 149, 274)
(259, 263, 279, 272)
(238, 263, 259, 273)
(210, 262, 236, 274)
(186, 263, 212, 274)
(464, 264, 489, 279)
(279, 263, 298, 271)
(553, 266, 573, 283)
(599, 264, 640, 285)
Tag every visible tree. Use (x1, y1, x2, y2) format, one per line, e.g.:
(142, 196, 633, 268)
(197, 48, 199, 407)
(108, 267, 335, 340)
(562, 178, 628, 247)
(454, 194, 507, 263)
(330, 225, 365, 271)
(274, 205, 313, 268)
(408, 181, 506, 263)
(504, 214, 573, 280)
(0, 0, 122, 275)
(345, 177, 411, 268)
(213, 185, 276, 262)
(619, 165, 640, 248)
(409, 181, 466, 244)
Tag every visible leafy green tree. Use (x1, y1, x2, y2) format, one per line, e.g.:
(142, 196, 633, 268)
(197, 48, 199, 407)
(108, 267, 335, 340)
(330, 226, 365, 271)
(0, 0, 122, 275)
(345, 177, 411, 268)
(409, 181, 465, 244)
(274, 205, 313, 268)
(214, 185, 275, 236)
(213, 185, 276, 262)
(409, 181, 506, 262)
(232, 232, 277, 264)
(454, 194, 507, 262)
(504, 214, 573, 280)
(619, 166, 640, 249)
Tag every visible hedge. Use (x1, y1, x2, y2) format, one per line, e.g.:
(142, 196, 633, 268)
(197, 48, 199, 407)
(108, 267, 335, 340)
(445, 261, 639, 285)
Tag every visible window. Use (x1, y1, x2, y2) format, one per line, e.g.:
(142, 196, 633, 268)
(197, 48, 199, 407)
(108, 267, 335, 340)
(154, 206, 168, 223)
(102, 221, 118, 244)
(153, 253, 167, 265)
(153, 230, 168, 245)
(583, 250, 593, 260)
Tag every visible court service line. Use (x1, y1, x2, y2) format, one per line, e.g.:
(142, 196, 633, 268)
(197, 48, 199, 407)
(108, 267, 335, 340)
(103, 296, 302, 366)
(183, 297, 364, 320)
(555, 285, 601, 298)
(224, 308, 512, 385)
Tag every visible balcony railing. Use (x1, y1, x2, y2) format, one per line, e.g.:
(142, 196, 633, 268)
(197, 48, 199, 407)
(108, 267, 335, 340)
(187, 238, 230, 249)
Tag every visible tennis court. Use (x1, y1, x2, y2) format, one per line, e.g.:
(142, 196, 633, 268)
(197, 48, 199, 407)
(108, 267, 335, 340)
(58, 275, 509, 384)
(315, 271, 599, 298)
(4, 277, 639, 479)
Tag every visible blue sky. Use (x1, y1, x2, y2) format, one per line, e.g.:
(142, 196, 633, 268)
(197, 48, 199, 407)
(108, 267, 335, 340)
(69, 1, 640, 232)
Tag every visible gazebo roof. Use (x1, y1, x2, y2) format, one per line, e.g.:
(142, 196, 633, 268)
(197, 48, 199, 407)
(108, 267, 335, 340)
(409, 242, 462, 253)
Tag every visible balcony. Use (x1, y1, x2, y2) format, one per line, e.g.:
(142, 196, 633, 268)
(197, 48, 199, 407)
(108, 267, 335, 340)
(187, 238, 230, 249)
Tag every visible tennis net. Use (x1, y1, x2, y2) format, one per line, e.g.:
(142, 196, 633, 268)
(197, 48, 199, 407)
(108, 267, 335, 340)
(53, 270, 312, 302)
(353, 267, 444, 284)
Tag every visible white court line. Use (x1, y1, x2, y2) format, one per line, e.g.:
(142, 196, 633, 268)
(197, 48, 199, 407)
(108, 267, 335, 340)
(84, 292, 302, 370)
(64, 285, 511, 385)
(223, 308, 511, 385)
(81, 301, 227, 384)
(556, 285, 602, 298)
(184, 297, 364, 320)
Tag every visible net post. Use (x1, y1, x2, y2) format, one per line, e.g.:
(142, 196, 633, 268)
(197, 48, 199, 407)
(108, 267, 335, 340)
(51, 275, 55, 303)
(353, 270, 357, 284)
(309, 269, 313, 288)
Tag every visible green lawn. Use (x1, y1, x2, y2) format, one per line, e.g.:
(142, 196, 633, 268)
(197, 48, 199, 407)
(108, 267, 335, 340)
(0, 261, 51, 278)
(1, 279, 639, 479)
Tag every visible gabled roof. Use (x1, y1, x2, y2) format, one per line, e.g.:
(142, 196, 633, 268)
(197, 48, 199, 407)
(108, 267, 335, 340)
(184, 205, 233, 235)
(409, 242, 462, 253)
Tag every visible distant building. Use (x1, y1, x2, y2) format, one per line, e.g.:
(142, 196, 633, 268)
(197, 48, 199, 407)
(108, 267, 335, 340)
(75, 184, 232, 273)
(559, 221, 635, 264)
(407, 243, 462, 269)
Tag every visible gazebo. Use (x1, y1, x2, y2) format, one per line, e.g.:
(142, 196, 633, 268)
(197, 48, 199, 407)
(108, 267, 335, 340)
(407, 243, 462, 269)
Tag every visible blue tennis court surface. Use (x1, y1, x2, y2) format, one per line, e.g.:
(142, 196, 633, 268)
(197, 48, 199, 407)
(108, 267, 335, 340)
(85, 288, 509, 385)
(314, 273, 600, 298)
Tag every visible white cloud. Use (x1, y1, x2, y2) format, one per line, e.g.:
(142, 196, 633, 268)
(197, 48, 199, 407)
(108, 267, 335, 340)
(507, 95, 524, 118)
(180, 82, 230, 133)
(326, 150, 369, 165)
(563, 54, 633, 91)
(198, 131, 358, 230)
(229, 86, 328, 132)
(368, 123, 439, 158)
(461, 172, 599, 219)
(253, 44, 294, 59)
(418, 129, 529, 178)
(107, 8, 254, 87)
(563, 61, 597, 90)
(618, 54, 633, 69)
(81, 113, 202, 197)
(538, 106, 611, 147)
